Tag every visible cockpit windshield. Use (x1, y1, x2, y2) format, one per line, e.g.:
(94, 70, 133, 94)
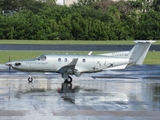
(37, 55, 47, 61)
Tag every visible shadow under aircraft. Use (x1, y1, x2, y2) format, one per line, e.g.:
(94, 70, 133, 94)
(57, 82, 81, 104)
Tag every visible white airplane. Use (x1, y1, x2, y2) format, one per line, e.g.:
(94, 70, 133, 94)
(5, 40, 155, 83)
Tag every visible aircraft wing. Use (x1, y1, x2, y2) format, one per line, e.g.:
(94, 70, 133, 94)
(57, 58, 78, 73)
(65, 58, 78, 67)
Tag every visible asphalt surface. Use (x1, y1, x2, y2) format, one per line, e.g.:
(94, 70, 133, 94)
(0, 44, 159, 51)
(0, 64, 160, 119)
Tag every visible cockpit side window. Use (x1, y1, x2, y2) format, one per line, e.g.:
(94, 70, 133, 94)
(41, 56, 46, 61)
(37, 55, 46, 61)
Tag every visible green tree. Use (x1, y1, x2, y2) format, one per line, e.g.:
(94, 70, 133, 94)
(135, 10, 160, 40)
(152, 0, 160, 11)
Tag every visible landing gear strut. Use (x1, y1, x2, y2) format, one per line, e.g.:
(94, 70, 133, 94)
(28, 76, 33, 83)
(64, 76, 72, 83)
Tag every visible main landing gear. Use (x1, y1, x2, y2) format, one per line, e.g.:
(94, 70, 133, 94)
(64, 76, 72, 84)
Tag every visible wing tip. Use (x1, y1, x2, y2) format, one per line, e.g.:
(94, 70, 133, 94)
(134, 40, 156, 43)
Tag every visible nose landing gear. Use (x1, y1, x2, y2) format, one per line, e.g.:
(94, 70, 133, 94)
(28, 76, 33, 83)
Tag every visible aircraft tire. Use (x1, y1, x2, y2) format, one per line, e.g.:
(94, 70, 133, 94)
(28, 77, 33, 83)
(65, 76, 72, 83)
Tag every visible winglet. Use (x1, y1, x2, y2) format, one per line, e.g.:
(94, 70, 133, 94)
(134, 40, 156, 44)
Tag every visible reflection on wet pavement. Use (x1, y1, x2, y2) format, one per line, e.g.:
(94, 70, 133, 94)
(0, 65, 160, 119)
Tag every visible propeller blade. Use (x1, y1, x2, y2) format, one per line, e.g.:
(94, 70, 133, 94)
(8, 56, 11, 73)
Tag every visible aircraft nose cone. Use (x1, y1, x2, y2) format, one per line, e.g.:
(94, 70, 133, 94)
(5, 62, 21, 68)
(5, 62, 13, 66)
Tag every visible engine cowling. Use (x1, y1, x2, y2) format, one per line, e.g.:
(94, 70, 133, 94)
(74, 69, 81, 77)
(66, 68, 81, 77)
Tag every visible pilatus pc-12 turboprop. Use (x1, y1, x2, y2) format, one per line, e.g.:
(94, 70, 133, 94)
(5, 40, 155, 83)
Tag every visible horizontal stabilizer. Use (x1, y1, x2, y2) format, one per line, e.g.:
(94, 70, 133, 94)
(105, 64, 128, 70)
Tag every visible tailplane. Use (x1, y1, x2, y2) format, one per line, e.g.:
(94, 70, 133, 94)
(128, 40, 155, 65)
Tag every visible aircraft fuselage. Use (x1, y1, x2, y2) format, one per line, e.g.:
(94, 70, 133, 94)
(7, 54, 129, 74)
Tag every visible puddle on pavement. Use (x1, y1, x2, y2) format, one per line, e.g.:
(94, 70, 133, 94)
(0, 65, 160, 111)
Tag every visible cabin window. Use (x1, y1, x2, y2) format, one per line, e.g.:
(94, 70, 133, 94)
(65, 58, 67, 62)
(58, 58, 61, 62)
(82, 59, 86, 63)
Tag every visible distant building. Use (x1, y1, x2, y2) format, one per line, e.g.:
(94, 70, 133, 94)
(36, 0, 46, 2)
(56, 0, 78, 6)
(58, 0, 128, 6)
(36, 0, 129, 6)
(64, 0, 79, 6)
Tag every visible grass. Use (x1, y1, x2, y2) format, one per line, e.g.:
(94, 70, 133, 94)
(1, 50, 160, 64)
(0, 40, 160, 45)
(144, 51, 160, 64)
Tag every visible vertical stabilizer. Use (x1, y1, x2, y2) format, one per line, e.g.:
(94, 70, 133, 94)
(128, 40, 155, 65)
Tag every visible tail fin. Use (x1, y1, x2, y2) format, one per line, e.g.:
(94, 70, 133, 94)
(128, 40, 155, 65)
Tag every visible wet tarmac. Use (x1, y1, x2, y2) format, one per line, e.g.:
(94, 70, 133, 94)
(0, 64, 160, 119)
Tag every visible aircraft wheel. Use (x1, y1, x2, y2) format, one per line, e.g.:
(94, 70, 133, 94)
(28, 77, 33, 83)
(64, 76, 72, 83)
(67, 83, 72, 89)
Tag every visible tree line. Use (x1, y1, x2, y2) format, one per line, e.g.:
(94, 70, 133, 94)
(0, 0, 160, 40)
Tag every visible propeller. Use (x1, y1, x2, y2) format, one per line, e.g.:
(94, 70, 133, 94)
(8, 55, 11, 73)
